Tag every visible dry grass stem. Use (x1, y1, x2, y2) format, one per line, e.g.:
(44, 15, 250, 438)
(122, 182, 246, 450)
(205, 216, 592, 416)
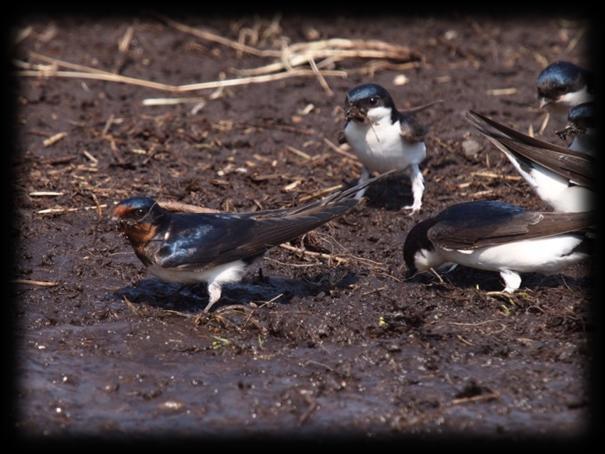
(18, 67, 347, 93)
(43, 132, 67, 147)
(470, 171, 521, 181)
(37, 204, 108, 214)
(13, 279, 59, 287)
(142, 97, 208, 106)
(157, 200, 220, 213)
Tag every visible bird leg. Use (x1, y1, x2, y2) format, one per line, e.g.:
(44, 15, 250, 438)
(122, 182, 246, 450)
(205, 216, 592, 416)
(354, 167, 371, 200)
(500, 269, 522, 293)
(403, 164, 424, 214)
(203, 282, 223, 313)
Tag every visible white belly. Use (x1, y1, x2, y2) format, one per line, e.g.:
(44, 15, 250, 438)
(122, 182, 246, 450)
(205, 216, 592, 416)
(344, 120, 426, 173)
(439, 235, 587, 274)
(148, 260, 249, 285)
(502, 150, 593, 213)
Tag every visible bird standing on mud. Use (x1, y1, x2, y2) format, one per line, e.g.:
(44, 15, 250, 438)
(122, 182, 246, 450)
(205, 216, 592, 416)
(403, 200, 593, 293)
(112, 172, 393, 313)
(466, 110, 594, 213)
(341, 83, 430, 214)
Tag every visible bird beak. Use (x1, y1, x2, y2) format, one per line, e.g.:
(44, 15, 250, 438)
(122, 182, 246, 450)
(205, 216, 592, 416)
(111, 205, 130, 223)
(538, 97, 550, 109)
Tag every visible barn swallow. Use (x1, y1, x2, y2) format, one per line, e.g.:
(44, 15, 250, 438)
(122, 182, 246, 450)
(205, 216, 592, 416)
(537, 61, 593, 118)
(341, 83, 430, 214)
(112, 171, 394, 312)
(466, 110, 594, 213)
(403, 200, 593, 293)
(556, 102, 596, 154)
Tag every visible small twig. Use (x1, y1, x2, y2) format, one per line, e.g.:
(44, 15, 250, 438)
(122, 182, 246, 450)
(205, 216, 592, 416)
(283, 179, 303, 191)
(37, 204, 108, 214)
(83, 150, 98, 165)
(142, 97, 207, 106)
(118, 25, 135, 53)
(13, 279, 59, 287)
(236, 39, 418, 76)
(471, 189, 495, 197)
(286, 146, 312, 160)
(157, 200, 219, 213)
(470, 171, 521, 181)
(456, 334, 474, 346)
(42, 132, 67, 147)
(102, 114, 116, 136)
(451, 392, 500, 405)
(486, 88, 517, 96)
(308, 56, 333, 96)
(29, 191, 64, 197)
(90, 192, 103, 220)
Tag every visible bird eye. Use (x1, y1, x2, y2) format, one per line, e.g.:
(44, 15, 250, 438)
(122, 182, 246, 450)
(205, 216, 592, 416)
(135, 208, 146, 217)
(369, 97, 378, 105)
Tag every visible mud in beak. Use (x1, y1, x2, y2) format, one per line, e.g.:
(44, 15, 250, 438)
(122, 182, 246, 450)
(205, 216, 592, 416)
(345, 104, 367, 122)
(555, 125, 574, 141)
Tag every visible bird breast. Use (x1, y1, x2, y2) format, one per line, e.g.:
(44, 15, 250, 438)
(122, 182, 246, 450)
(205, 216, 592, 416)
(344, 119, 425, 172)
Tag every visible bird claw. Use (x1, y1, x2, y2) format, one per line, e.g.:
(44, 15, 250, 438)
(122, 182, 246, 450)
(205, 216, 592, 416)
(402, 204, 421, 215)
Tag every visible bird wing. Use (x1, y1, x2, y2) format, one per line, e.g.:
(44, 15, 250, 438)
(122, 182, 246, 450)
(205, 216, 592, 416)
(428, 201, 593, 250)
(399, 112, 427, 144)
(466, 110, 594, 187)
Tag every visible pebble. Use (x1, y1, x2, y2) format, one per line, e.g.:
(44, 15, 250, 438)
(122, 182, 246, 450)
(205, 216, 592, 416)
(462, 138, 481, 159)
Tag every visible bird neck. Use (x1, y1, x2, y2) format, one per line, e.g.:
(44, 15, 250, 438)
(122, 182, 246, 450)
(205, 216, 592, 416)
(122, 223, 158, 265)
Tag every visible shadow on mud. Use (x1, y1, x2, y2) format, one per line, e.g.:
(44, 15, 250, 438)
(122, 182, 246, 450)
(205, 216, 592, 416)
(409, 266, 591, 292)
(344, 172, 413, 211)
(112, 269, 359, 313)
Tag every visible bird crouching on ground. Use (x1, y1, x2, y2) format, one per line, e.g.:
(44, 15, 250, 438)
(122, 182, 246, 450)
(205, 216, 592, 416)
(403, 200, 593, 293)
(112, 170, 395, 313)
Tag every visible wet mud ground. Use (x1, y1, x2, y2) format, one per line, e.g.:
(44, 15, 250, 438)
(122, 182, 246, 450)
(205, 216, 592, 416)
(13, 16, 593, 436)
